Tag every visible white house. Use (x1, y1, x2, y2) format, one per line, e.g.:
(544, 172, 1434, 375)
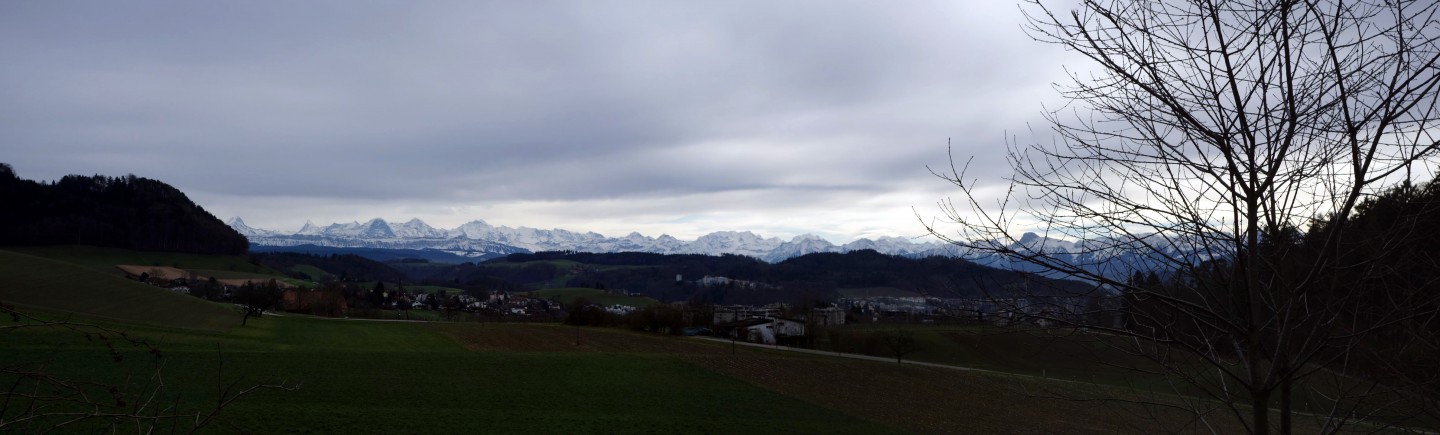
(719, 317, 807, 344)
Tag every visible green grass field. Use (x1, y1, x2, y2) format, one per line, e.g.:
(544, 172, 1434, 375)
(816, 323, 1159, 382)
(289, 264, 333, 281)
(0, 249, 239, 331)
(7, 245, 282, 277)
(4, 247, 1430, 433)
(188, 269, 314, 288)
(3, 307, 1246, 434)
(527, 287, 660, 308)
(0, 311, 912, 434)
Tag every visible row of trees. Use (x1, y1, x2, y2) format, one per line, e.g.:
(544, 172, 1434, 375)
(497, 249, 1092, 304)
(928, 1, 1440, 433)
(564, 298, 705, 335)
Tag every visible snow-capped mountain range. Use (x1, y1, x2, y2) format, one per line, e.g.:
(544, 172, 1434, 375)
(230, 217, 1207, 280)
(228, 217, 955, 263)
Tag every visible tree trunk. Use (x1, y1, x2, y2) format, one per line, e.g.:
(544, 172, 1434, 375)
(1253, 388, 1270, 435)
(1280, 373, 1292, 435)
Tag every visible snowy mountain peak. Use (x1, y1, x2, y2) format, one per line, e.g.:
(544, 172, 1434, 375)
(235, 217, 956, 263)
(790, 233, 828, 242)
(297, 220, 321, 235)
(391, 218, 447, 238)
(1014, 232, 1078, 254)
(763, 234, 839, 262)
(360, 218, 396, 238)
(227, 217, 275, 238)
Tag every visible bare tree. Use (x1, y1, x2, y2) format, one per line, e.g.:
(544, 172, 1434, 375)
(878, 327, 921, 364)
(0, 301, 299, 433)
(925, 0, 1440, 433)
(235, 280, 282, 326)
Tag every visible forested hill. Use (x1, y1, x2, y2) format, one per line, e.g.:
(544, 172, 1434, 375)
(457, 249, 1092, 304)
(0, 163, 248, 255)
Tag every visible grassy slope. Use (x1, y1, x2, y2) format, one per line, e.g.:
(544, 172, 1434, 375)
(5, 247, 1416, 433)
(1, 315, 904, 434)
(188, 269, 314, 288)
(817, 324, 1182, 388)
(811, 323, 1440, 430)
(528, 287, 661, 308)
(9, 245, 310, 289)
(4, 305, 1400, 433)
(7, 245, 281, 277)
(0, 249, 238, 331)
(289, 264, 332, 281)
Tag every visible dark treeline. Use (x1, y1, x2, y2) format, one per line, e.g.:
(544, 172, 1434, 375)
(1306, 181, 1440, 401)
(249, 252, 405, 283)
(0, 163, 247, 255)
(1123, 180, 1440, 408)
(766, 250, 1087, 297)
(468, 249, 1090, 305)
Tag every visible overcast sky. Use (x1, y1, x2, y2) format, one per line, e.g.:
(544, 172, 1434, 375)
(1, 0, 1083, 243)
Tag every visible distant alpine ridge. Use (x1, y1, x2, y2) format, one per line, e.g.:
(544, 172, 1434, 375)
(229, 218, 1204, 278)
(228, 217, 956, 263)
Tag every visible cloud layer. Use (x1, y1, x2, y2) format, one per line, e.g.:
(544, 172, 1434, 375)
(1, 0, 1082, 242)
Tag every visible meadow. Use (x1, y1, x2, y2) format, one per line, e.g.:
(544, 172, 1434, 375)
(4, 307, 1219, 434)
(3, 246, 1424, 433)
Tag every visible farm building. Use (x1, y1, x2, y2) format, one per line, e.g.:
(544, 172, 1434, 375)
(713, 305, 780, 324)
(807, 306, 846, 326)
(714, 317, 806, 345)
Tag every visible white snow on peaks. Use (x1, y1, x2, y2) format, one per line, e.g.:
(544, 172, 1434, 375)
(226, 217, 275, 238)
(229, 216, 951, 262)
(296, 220, 323, 235)
(1013, 232, 1080, 255)
(763, 234, 841, 262)
(391, 218, 448, 239)
(229, 216, 1204, 276)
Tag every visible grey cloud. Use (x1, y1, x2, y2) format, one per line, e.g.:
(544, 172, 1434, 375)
(1, 0, 1080, 239)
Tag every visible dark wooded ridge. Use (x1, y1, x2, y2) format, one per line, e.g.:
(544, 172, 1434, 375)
(0, 163, 247, 255)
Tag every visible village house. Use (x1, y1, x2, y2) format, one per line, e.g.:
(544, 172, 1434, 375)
(807, 306, 845, 326)
(605, 304, 636, 315)
(714, 317, 806, 345)
(713, 305, 780, 324)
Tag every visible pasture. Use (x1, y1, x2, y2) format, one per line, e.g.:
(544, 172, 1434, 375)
(2, 308, 1216, 434)
(4, 247, 1427, 433)
(0, 249, 239, 331)
(7, 245, 281, 277)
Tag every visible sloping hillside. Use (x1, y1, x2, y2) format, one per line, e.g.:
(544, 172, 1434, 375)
(0, 249, 238, 331)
